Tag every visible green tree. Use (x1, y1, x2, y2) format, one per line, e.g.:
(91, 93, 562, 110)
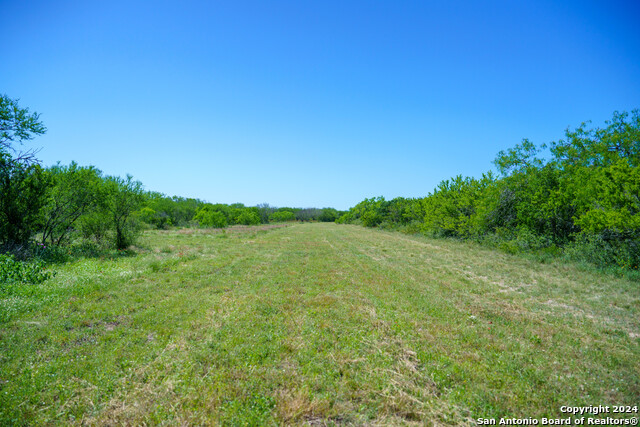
(295, 208, 323, 222)
(269, 210, 295, 222)
(337, 197, 387, 226)
(236, 210, 261, 225)
(386, 197, 420, 225)
(420, 174, 496, 238)
(0, 95, 48, 249)
(76, 209, 111, 245)
(574, 159, 640, 234)
(105, 175, 145, 249)
(0, 159, 48, 248)
(257, 203, 274, 224)
(0, 95, 46, 163)
(318, 208, 339, 222)
(549, 110, 640, 169)
(40, 162, 104, 245)
(194, 205, 228, 228)
(493, 138, 544, 177)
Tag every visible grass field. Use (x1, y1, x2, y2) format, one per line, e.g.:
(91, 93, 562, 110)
(1, 223, 638, 425)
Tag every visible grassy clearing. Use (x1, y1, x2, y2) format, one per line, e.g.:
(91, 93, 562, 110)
(1, 223, 638, 425)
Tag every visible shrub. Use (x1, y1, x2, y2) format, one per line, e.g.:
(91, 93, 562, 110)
(77, 211, 112, 246)
(237, 211, 261, 225)
(295, 208, 322, 222)
(104, 175, 145, 249)
(361, 210, 384, 227)
(564, 231, 640, 270)
(269, 211, 295, 222)
(137, 206, 172, 229)
(318, 208, 339, 222)
(0, 254, 55, 285)
(194, 207, 228, 228)
(0, 95, 49, 248)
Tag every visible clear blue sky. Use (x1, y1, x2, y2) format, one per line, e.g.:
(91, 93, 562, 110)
(2, 1, 639, 210)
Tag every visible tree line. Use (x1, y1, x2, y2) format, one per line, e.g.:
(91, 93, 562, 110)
(0, 94, 342, 258)
(338, 110, 640, 272)
(3, 94, 637, 272)
(140, 197, 341, 229)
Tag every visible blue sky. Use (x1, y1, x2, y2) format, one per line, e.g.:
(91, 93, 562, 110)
(2, 0, 639, 210)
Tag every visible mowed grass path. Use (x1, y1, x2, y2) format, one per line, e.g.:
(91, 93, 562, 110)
(1, 223, 638, 425)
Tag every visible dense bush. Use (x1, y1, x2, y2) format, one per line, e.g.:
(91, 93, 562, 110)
(142, 193, 204, 227)
(270, 210, 295, 222)
(103, 175, 145, 249)
(236, 210, 261, 225)
(0, 94, 48, 249)
(40, 162, 104, 245)
(194, 206, 228, 228)
(318, 208, 339, 222)
(0, 160, 49, 249)
(564, 231, 640, 270)
(0, 254, 55, 285)
(137, 207, 171, 229)
(340, 110, 640, 272)
(294, 208, 320, 222)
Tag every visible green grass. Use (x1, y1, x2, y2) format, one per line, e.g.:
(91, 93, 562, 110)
(1, 223, 638, 425)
